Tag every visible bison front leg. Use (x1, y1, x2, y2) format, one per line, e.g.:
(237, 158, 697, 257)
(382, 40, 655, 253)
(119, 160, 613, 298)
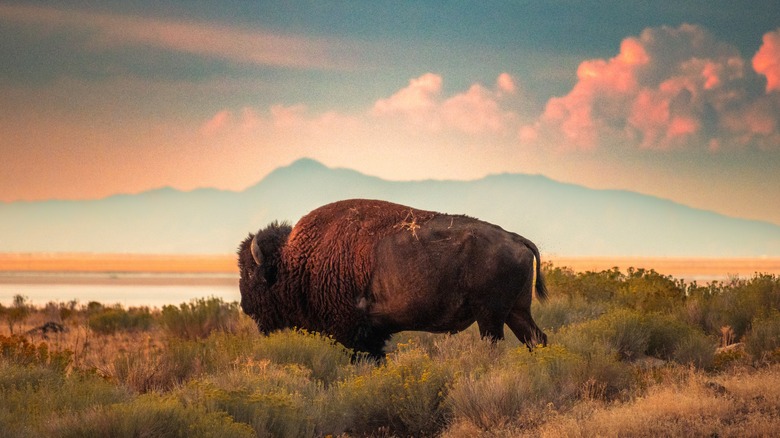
(476, 316, 506, 342)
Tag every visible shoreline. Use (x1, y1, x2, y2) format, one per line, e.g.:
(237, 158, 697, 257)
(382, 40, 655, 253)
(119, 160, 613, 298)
(1, 253, 779, 285)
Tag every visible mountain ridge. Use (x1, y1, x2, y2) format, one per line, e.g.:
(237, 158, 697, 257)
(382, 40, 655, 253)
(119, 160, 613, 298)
(1, 158, 779, 257)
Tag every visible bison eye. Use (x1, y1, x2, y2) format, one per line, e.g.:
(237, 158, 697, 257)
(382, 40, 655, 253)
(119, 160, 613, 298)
(264, 265, 279, 286)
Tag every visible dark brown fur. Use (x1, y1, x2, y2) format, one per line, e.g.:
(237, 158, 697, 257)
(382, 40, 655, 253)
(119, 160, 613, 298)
(238, 199, 547, 357)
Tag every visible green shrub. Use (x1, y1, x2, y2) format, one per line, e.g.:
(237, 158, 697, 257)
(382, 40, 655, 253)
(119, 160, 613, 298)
(88, 305, 153, 335)
(672, 331, 716, 369)
(431, 329, 507, 377)
(249, 329, 353, 386)
(46, 393, 253, 438)
(744, 310, 780, 362)
(620, 268, 686, 312)
(335, 343, 452, 436)
(161, 298, 239, 339)
(596, 309, 650, 361)
(181, 363, 322, 438)
(686, 275, 780, 340)
(531, 294, 606, 331)
(0, 362, 129, 438)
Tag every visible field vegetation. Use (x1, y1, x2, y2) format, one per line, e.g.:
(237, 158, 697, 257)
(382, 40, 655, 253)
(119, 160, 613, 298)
(1, 265, 780, 437)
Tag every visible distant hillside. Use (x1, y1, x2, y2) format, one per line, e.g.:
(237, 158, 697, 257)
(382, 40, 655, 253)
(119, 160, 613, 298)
(2, 158, 779, 257)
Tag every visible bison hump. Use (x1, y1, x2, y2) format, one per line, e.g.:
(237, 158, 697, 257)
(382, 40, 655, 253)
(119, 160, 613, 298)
(284, 199, 438, 299)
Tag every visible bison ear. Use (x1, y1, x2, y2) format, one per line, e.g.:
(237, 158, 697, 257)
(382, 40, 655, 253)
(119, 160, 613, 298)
(251, 235, 263, 266)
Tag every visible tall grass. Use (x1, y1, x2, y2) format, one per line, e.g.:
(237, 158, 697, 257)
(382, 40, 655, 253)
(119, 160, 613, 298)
(1, 269, 780, 436)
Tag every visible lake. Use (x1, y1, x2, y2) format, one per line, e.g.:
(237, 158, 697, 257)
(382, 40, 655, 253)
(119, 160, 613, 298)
(0, 272, 240, 308)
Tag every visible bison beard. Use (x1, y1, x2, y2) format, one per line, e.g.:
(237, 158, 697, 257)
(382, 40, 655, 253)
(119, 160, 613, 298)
(238, 199, 547, 358)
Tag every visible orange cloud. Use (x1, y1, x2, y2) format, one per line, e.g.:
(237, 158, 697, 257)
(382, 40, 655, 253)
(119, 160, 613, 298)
(753, 28, 780, 93)
(523, 24, 780, 151)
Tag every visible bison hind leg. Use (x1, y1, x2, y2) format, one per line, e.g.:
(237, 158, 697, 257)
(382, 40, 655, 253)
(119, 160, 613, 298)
(506, 306, 547, 350)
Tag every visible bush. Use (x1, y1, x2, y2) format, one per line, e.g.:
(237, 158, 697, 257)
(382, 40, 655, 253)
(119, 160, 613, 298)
(621, 268, 686, 312)
(161, 298, 239, 339)
(181, 363, 322, 438)
(46, 394, 253, 438)
(248, 329, 353, 386)
(0, 362, 129, 438)
(672, 331, 716, 369)
(447, 367, 534, 430)
(335, 342, 452, 436)
(744, 310, 780, 363)
(686, 275, 780, 340)
(88, 305, 153, 335)
(0, 335, 72, 372)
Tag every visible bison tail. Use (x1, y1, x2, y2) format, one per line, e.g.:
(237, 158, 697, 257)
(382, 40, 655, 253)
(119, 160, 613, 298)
(523, 239, 548, 302)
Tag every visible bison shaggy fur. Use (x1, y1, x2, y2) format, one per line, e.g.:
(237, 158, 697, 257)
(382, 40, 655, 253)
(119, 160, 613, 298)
(238, 199, 547, 357)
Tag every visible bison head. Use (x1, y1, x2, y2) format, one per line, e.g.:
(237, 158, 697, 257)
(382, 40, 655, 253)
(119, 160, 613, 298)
(237, 221, 292, 332)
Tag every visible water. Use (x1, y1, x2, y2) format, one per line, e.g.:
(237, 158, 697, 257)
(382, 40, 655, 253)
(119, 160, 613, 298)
(0, 273, 240, 308)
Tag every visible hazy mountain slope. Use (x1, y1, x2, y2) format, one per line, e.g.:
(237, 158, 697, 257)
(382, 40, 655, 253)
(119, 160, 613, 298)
(2, 158, 779, 256)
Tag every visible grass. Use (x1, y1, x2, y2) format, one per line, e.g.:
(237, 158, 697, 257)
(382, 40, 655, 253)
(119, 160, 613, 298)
(1, 268, 780, 437)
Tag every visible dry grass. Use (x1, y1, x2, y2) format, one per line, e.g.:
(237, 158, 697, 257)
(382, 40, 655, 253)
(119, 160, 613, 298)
(3, 312, 165, 374)
(524, 366, 780, 437)
(442, 365, 780, 437)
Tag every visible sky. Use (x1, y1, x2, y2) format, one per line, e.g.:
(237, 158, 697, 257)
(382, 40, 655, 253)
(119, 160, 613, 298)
(2, 1, 780, 226)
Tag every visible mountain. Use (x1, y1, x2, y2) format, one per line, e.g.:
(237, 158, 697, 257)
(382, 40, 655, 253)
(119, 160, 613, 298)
(2, 158, 780, 257)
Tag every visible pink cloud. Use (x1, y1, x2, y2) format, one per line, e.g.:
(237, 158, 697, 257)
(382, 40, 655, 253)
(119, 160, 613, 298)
(753, 28, 780, 93)
(523, 24, 780, 151)
(497, 73, 517, 94)
(200, 110, 231, 136)
(372, 73, 442, 117)
(372, 73, 518, 135)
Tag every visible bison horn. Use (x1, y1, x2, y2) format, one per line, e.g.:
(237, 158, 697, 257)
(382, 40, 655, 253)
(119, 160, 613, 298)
(250, 235, 263, 266)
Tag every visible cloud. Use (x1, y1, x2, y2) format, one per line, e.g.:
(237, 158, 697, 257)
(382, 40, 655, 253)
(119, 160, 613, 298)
(0, 4, 361, 70)
(523, 24, 780, 151)
(372, 73, 443, 116)
(497, 73, 517, 94)
(372, 72, 519, 134)
(754, 28, 780, 93)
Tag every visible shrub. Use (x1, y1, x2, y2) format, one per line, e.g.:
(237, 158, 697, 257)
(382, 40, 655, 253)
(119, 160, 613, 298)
(160, 298, 239, 339)
(335, 343, 452, 436)
(568, 309, 650, 361)
(181, 363, 322, 438)
(447, 367, 534, 430)
(531, 294, 606, 331)
(88, 305, 153, 335)
(621, 268, 686, 312)
(0, 362, 129, 438)
(248, 329, 353, 386)
(113, 337, 207, 393)
(672, 331, 716, 369)
(5, 295, 31, 334)
(46, 394, 254, 438)
(0, 335, 72, 372)
(744, 310, 780, 363)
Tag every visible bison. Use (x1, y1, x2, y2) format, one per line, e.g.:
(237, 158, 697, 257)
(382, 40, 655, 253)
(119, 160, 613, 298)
(238, 199, 547, 358)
